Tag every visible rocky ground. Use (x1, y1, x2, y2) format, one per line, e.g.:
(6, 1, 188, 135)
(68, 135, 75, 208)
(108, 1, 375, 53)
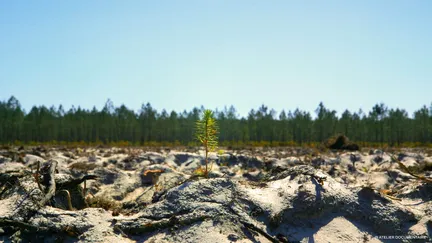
(0, 146, 431, 243)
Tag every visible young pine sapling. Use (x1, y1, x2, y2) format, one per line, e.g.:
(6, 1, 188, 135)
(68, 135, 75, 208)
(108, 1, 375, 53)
(195, 109, 219, 178)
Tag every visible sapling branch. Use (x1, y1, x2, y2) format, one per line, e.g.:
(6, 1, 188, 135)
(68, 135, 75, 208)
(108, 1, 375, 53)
(60, 189, 73, 210)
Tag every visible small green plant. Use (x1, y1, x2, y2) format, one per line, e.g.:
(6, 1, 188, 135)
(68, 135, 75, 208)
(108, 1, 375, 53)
(195, 109, 219, 178)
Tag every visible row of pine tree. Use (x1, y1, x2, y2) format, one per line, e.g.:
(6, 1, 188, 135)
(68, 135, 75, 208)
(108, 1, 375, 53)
(1, 96, 431, 146)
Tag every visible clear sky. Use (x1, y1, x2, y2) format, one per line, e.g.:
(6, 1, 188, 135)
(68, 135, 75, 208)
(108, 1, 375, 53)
(1, 1, 431, 118)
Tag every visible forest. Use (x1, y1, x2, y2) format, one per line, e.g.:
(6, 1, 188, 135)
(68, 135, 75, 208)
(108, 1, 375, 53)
(0, 96, 431, 147)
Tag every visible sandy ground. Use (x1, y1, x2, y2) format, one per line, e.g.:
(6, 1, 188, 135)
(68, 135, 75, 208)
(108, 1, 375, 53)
(0, 146, 431, 242)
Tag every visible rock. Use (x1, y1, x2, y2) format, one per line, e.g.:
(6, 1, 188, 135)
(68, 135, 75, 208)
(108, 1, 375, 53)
(23, 154, 44, 166)
(372, 149, 384, 155)
(227, 233, 240, 241)
(0, 162, 24, 173)
(142, 152, 165, 164)
(0, 155, 10, 164)
(399, 183, 432, 201)
(178, 157, 205, 174)
(373, 155, 384, 163)
(311, 157, 326, 167)
(167, 152, 197, 166)
(242, 170, 264, 181)
(216, 153, 232, 166)
(245, 157, 265, 169)
(400, 157, 420, 170)
(327, 156, 342, 165)
(93, 167, 120, 185)
(349, 153, 361, 163)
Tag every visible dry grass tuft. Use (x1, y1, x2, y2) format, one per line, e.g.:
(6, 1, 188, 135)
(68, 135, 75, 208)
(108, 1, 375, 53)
(85, 194, 121, 211)
(193, 167, 207, 177)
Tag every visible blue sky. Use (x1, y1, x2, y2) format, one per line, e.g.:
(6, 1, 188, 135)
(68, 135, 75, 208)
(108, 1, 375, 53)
(1, 1, 431, 118)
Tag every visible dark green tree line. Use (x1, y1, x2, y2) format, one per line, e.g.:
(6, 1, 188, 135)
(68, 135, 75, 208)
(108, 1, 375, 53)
(0, 96, 431, 146)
